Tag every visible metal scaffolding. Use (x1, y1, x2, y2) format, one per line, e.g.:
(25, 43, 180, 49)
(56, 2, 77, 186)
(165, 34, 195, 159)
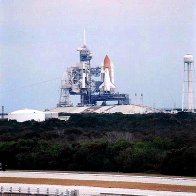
(182, 54, 195, 112)
(58, 31, 130, 107)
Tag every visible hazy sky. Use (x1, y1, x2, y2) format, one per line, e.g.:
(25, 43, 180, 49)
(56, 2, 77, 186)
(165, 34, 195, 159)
(0, 0, 195, 112)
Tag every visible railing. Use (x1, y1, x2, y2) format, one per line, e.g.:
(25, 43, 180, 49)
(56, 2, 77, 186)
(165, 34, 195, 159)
(0, 186, 79, 196)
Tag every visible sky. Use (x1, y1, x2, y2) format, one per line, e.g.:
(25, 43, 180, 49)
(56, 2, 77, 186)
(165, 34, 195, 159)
(0, 0, 195, 112)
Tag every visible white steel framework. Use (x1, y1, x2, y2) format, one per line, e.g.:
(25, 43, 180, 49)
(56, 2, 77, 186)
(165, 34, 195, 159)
(182, 54, 195, 112)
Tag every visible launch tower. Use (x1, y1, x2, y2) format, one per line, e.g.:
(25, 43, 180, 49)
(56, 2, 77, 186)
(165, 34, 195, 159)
(58, 31, 129, 107)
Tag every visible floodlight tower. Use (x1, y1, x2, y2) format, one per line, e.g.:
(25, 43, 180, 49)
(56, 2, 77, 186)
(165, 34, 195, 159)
(182, 54, 195, 112)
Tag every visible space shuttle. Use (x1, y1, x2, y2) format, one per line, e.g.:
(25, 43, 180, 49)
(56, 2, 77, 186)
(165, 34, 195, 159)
(99, 55, 116, 93)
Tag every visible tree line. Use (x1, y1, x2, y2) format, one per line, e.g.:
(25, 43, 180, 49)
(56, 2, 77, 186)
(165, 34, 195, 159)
(0, 112, 195, 176)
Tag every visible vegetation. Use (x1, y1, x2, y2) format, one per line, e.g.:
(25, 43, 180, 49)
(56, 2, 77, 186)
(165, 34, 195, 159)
(0, 112, 195, 176)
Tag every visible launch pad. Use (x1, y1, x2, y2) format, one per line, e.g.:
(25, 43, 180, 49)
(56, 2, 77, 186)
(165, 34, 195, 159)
(90, 93, 129, 105)
(58, 31, 129, 107)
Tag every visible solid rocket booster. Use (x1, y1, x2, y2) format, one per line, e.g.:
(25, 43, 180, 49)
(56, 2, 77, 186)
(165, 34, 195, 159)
(82, 62, 86, 88)
(99, 55, 115, 92)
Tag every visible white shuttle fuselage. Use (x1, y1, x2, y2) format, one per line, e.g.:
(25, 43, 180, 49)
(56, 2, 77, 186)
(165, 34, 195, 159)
(99, 68, 115, 92)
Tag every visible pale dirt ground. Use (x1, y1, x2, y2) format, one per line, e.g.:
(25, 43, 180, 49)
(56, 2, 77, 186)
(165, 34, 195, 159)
(1, 171, 195, 186)
(0, 177, 196, 192)
(0, 171, 195, 195)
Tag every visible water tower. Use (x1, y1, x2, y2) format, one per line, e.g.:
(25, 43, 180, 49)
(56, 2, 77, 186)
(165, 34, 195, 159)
(182, 54, 195, 112)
